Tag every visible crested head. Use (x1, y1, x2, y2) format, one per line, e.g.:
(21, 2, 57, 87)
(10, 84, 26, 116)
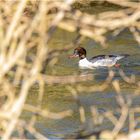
(74, 47, 86, 59)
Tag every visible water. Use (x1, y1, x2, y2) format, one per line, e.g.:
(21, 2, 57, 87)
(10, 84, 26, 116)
(25, 6, 140, 139)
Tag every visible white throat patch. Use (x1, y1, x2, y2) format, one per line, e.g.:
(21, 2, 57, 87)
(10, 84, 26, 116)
(79, 58, 95, 69)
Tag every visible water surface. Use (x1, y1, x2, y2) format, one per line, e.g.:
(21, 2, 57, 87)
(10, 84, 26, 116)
(25, 5, 140, 139)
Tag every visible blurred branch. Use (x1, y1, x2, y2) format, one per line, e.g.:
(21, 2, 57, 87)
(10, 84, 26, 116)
(43, 74, 93, 84)
(24, 104, 73, 119)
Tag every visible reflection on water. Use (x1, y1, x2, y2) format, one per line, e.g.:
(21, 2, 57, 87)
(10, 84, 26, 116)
(26, 8, 140, 139)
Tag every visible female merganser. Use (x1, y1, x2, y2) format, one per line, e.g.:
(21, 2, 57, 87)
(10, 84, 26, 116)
(69, 47, 129, 69)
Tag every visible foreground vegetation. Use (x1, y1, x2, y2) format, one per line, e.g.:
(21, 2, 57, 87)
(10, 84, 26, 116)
(0, 0, 140, 139)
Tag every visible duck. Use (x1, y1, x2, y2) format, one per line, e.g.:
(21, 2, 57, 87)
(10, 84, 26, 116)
(69, 47, 129, 69)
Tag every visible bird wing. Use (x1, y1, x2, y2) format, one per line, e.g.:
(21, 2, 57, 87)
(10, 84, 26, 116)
(89, 55, 117, 63)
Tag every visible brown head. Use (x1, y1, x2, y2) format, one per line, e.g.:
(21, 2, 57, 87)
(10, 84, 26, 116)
(69, 47, 86, 59)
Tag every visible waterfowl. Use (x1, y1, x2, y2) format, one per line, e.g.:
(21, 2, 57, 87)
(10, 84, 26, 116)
(69, 47, 129, 69)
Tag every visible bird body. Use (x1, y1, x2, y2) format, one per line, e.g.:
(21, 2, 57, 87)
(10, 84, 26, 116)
(69, 47, 129, 69)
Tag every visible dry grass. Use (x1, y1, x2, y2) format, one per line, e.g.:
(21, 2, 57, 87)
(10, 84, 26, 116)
(0, 0, 140, 139)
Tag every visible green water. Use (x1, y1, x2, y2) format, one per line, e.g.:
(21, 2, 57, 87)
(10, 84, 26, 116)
(25, 5, 140, 139)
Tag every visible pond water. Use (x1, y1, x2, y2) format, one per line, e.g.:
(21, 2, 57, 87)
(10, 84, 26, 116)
(25, 5, 140, 139)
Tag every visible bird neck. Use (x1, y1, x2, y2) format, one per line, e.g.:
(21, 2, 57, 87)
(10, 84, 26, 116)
(79, 55, 86, 60)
